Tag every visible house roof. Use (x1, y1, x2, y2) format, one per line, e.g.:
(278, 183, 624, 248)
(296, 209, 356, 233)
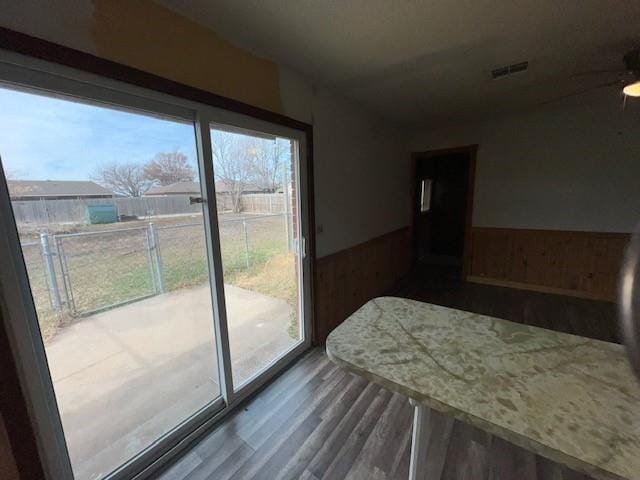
(145, 181, 201, 195)
(8, 180, 114, 198)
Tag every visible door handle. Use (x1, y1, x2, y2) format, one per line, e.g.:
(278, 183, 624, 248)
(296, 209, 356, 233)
(620, 224, 640, 380)
(189, 196, 205, 205)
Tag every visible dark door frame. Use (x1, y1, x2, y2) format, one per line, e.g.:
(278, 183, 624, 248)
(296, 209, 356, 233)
(410, 144, 477, 278)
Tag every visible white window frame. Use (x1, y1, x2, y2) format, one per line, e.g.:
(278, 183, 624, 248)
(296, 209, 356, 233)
(0, 49, 312, 480)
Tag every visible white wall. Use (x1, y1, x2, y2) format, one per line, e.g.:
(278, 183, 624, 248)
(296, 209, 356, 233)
(279, 68, 411, 257)
(279, 68, 412, 257)
(411, 90, 640, 233)
(309, 89, 410, 257)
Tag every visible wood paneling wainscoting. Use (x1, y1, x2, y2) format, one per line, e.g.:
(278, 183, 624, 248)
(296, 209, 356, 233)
(468, 227, 630, 302)
(313, 228, 412, 343)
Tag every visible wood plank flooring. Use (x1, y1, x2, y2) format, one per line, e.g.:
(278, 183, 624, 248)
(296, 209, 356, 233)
(157, 348, 594, 480)
(157, 268, 616, 480)
(393, 266, 619, 343)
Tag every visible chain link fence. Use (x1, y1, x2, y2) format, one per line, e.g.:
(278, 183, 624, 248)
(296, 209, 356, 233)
(19, 214, 292, 321)
(54, 228, 156, 315)
(156, 222, 209, 292)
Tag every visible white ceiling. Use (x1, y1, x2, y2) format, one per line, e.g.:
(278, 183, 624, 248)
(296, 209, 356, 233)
(157, 0, 640, 125)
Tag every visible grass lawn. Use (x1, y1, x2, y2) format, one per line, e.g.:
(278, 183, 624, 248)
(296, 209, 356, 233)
(229, 253, 300, 338)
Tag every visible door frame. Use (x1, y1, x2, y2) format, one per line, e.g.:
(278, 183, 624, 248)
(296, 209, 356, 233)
(410, 145, 477, 278)
(0, 32, 316, 480)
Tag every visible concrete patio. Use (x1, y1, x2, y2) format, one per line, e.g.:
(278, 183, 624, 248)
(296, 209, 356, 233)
(45, 283, 297, 480)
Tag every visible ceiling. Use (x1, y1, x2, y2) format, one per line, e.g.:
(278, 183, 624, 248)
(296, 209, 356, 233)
(156, 0, 640, 125)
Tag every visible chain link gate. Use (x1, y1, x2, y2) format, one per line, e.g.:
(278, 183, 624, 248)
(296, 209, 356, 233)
(51, 226, 161, 316)
(29, 214, 290, 317)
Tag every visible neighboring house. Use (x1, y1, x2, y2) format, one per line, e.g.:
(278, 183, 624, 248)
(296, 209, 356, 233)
(8, 180, 114, 201)
(145, 181, 201, 196)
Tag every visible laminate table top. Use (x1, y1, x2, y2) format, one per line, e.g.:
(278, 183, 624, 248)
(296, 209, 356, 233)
(326, 297, 640, 480)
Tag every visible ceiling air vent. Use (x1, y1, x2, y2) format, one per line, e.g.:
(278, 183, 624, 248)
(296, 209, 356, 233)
(491, 61, 529, 79)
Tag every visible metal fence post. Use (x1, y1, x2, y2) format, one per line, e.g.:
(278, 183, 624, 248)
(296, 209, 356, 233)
(242, 219, 250, 268)
(144, 226, 158, 294)
(148, 222, 165, 293)
(40, 232, 62, 311)
(55, 236, 75, 314)
(282, 163, 293, 251)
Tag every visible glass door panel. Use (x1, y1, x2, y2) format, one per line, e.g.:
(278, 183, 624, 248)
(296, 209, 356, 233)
(209, 125, 304, 389)
(0, 85, 222, 480)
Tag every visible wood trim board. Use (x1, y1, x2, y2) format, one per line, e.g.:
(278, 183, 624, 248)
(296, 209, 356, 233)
(467, 276, 613, 301)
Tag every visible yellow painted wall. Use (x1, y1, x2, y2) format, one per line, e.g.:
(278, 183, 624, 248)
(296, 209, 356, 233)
(0, 0, 284, 114)
(91, 0, 283, 113)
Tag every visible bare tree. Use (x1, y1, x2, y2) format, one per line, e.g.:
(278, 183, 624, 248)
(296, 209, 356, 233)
(250, 138, 289, 193)
(92, 162, 151, 197)
(143, 151, 195, 186)
(211, 130, 256, 213)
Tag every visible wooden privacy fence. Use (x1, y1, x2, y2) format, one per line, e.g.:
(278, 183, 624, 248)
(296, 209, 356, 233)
(239, 194, 286, 214)
(12, 193, 287, 224)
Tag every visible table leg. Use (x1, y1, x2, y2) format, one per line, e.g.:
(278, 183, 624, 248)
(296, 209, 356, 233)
(408, 401, 429, 480)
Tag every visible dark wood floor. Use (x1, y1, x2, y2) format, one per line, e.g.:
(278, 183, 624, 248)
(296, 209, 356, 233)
(157, 269, 615, 479)
(157, 348, 594, 480)
(394, 266, 619, 343)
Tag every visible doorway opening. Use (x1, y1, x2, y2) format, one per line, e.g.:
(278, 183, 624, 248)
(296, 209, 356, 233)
(411, 145, 476, 281)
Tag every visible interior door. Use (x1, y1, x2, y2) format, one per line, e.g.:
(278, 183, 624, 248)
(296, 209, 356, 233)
(415, 153, 470, 267)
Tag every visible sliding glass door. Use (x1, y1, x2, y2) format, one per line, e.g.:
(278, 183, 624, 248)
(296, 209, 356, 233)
(0, 54, 311, 480)
(209, 125, 305, 389)
(0, 83, 223, 480)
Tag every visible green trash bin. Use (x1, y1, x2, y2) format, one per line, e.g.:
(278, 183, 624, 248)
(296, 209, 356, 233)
(85, 204, 118, 224)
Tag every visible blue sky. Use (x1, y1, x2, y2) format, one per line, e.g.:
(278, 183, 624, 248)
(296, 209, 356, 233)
(0, 86, 198, 181)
